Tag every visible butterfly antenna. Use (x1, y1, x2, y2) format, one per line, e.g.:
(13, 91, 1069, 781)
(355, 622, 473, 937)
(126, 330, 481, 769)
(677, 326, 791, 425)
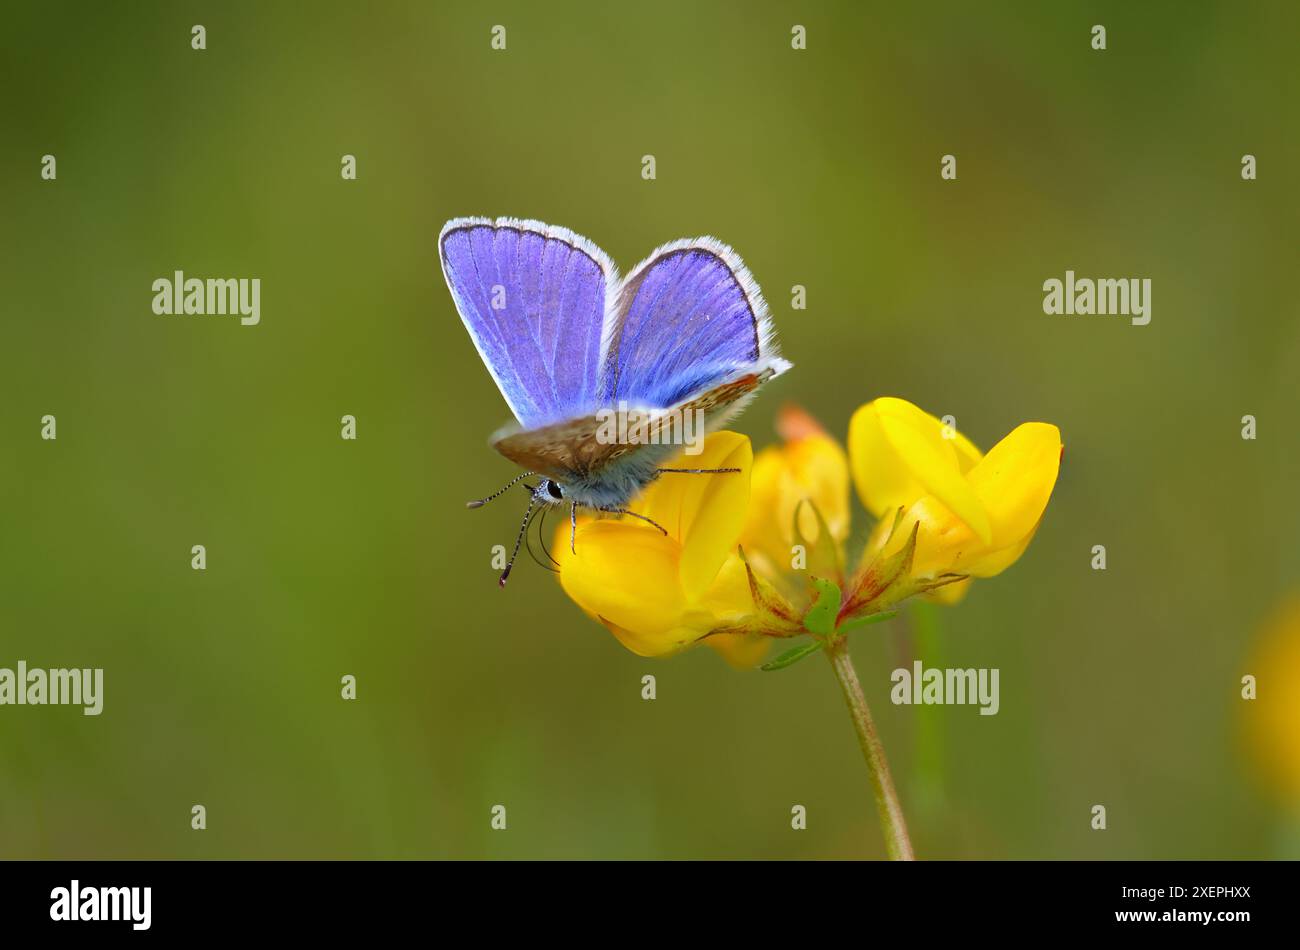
(535, 506, 561, 568)
(468, 471, 535, 509)
(499, 494, 540, 587)
(525, 506, 559, 574)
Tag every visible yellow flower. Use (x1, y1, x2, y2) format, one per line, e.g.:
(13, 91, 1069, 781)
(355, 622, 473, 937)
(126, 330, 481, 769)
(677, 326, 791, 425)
(743, 405, 851, 580)
(1242, 597, 1300, 807)
(849, 398, 1062, 601)
(556, 432, 762, 665)
(549, 396, 1062, 861)
(556, 397, 1062, 666)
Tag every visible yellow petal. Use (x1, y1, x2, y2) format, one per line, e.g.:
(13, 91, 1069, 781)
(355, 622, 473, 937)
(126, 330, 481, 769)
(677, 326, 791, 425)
(742, 446, 792, 568)
(966, 423, 1062, 549)
(634, 431, 749, 532)
(705, 632, 771, 668)
(551, 509, 596, 573)
(788, 433, 852, 544)
(603, 620, 699, 658)
(642, 432, 753, 601)
(886, 495, 979, 577)
(742, 429, 849, 570)
(849, 400, 924, 517)
(849, 398, 990, 544)
(964, 518, 1040, 577)
(559, 520, 687, 641)
(693, 552, 755, 626)
(885, 423, 1062, 579)
(886, 494, 1033, 580)
(556, 435, 754, 657)
(638, 553, 759, 661)
(875, 398, 991, 544)
(773, 404, 852, 543)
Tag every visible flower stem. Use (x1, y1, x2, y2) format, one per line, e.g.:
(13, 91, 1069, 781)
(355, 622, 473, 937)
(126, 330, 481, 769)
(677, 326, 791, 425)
(826, 638, 915, 860)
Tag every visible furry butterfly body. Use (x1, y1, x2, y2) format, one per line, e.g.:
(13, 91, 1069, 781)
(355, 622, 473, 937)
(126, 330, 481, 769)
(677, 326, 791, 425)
(439, 217, 791, 581)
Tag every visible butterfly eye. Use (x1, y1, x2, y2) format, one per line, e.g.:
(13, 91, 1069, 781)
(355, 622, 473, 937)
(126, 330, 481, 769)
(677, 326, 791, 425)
(546, 480, 564, 500)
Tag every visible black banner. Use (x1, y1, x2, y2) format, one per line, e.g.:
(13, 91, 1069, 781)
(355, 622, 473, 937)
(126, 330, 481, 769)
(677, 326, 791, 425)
(0, 860, 1283, 937)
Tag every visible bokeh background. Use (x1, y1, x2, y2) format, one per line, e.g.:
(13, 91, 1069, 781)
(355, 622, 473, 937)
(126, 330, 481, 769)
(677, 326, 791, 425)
(2, 1, 1297, 859)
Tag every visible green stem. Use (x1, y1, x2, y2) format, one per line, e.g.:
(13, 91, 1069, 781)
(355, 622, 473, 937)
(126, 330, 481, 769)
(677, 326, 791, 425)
(826, 637, 915, 860)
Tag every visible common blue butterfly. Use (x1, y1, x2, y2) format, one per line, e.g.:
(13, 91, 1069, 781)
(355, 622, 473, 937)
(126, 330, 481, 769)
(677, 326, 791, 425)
(439, 217, 792, 584)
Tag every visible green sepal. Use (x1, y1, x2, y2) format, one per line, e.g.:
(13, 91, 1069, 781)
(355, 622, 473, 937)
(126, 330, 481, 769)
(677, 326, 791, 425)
(838, 609, 899, 633)
(759, 639, 826, 671)
(802, 576, 841, 636)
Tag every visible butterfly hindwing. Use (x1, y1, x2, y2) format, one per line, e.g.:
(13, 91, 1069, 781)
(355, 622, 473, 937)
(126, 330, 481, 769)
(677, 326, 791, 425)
(439, 217, 614, 429)
(599, 237, 789, 408)
(491, 368, 776, 482)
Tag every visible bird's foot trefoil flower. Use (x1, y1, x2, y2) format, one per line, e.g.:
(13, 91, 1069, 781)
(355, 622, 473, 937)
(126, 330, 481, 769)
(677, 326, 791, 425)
(555, 397, 1063, 859)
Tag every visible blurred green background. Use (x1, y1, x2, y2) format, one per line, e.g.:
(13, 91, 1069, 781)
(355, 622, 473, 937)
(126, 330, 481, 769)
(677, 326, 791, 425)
(2, 1, 1297, 859)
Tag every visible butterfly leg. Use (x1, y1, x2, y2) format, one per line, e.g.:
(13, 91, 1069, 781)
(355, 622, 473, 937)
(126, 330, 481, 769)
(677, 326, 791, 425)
(596, 506, 669, 536)
(655, 467, 742, 476)
(570, 501, 578, 555)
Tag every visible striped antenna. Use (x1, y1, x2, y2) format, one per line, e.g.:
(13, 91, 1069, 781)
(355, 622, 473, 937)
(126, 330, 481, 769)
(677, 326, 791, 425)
(467, 472, 535, 509)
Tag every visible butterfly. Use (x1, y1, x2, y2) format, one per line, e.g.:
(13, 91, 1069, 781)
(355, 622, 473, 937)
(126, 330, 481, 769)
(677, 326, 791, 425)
(439, 217, 792, 585)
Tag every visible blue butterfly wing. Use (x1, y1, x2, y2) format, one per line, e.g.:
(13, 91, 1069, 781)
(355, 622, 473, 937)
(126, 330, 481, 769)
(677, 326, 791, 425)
(491, 236, 792, 496)
(439, 217, 614, 428)
(599, 237, 789, 408)
(444, 223, 792, 498)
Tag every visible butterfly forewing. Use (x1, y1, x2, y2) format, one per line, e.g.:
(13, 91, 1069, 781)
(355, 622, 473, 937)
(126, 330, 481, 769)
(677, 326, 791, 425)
(439, 218, 614, 429)
(600, 237, 787, 408)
